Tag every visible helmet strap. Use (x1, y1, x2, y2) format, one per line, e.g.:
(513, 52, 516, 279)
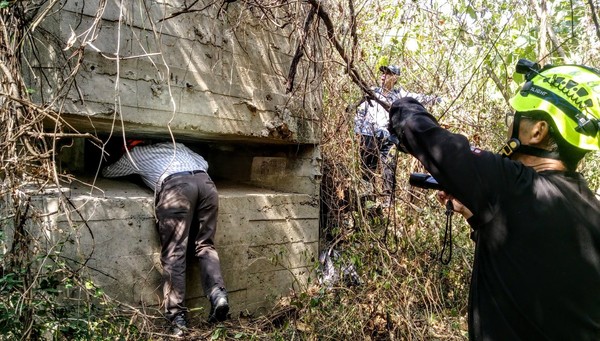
(517, 145, 561, 159)
(499, 113, 525, 157)
(499, 138, 521, 157)
(499, 114, 562, 160)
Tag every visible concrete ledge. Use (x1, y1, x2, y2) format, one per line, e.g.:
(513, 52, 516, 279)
(35, 178, 318, 319)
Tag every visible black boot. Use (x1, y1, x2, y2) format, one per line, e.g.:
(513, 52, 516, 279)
(208, 287, 229, 323)
(169, 312, 188, 337)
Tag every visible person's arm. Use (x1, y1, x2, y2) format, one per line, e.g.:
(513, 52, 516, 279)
(102, 153, 136, 178)
(389, 97, 502, 220)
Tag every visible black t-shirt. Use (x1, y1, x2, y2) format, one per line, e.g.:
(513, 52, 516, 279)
(392, 97, 600, 340)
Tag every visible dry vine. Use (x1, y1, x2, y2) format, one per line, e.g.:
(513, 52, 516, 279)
(0, 0, 468, 339)
(3, 0, 598, 339)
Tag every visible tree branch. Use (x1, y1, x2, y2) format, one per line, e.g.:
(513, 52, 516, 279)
(529, 0, 566, 60)
(587, 0, 600, 41)
(286, 7, 316, 93)
(306, 0, 388, 110)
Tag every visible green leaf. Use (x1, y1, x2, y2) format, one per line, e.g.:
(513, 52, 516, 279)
(0, 1, 10, 9)
(466, 5, 477, 20)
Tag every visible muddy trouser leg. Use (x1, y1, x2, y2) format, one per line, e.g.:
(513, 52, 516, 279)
(191, 173, 225, 296)
(156, 177, 197, 321)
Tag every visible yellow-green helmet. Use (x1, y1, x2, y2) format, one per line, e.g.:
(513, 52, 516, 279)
(509, 60, 600, 151)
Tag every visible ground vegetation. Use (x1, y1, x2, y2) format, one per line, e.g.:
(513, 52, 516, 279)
(1, 0, 599, 339)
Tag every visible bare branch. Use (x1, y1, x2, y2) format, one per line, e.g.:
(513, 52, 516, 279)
(306, 0, 387, 110)
(286, 7, 316, 93)
(530, 0, 567, 60)
(587, 0, 600, 41)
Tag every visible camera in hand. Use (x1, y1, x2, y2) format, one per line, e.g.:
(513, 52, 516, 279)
(409, 173, 441, 190)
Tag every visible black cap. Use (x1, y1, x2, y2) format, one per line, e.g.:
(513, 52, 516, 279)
(379, 65, 400, 75)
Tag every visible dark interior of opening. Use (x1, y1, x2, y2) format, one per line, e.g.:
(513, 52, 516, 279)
(57, 134, 314, 192)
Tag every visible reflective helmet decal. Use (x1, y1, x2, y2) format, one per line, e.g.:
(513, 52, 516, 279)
(520, 82, 583, 125)
(510, 62, 600, 151)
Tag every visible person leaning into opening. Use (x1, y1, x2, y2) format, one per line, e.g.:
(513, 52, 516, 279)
(102, 141, 229, 337)
(388, 61, 600, 340)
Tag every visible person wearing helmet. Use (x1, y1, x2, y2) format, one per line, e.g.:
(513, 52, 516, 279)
(388, 60, 600, 340)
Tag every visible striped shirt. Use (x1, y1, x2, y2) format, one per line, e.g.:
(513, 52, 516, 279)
(102, 142, 209, 191)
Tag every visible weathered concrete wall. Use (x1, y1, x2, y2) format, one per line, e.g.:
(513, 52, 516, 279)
(31, 178, 318, 319)
(27, 0, 321, 144)
(20, 0, 323, 319)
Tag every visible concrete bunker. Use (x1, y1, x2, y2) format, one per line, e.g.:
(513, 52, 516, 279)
(21, 0, 323, 320)
(52, 135, 320, 318)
